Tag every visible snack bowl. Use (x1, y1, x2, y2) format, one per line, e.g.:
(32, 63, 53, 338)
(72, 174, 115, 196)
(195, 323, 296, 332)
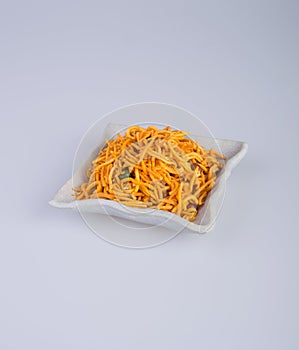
(49, 120, 248, 235)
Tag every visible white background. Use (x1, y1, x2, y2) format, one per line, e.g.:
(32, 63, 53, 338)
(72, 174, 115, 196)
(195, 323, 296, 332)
(1, 1, 298, 349)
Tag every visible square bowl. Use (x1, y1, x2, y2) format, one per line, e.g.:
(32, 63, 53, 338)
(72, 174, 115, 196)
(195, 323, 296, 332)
(49, 123, 248, 233)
